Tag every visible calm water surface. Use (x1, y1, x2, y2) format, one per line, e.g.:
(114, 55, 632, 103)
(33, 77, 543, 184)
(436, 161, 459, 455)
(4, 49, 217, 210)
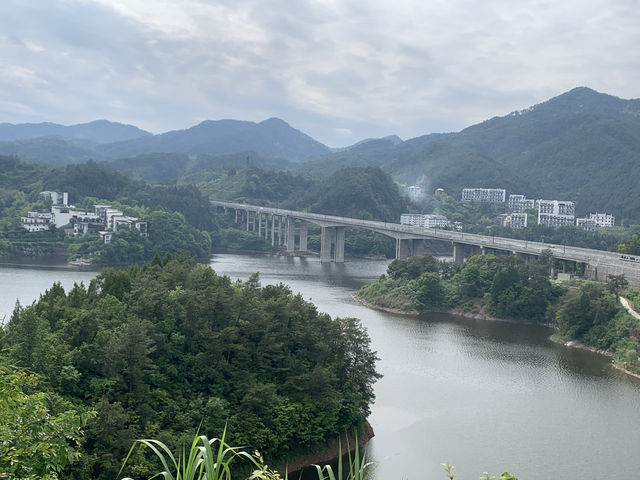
(208, 254, 640, 480)
(0, 256, 98, 321)
(2, 253, 640, 479)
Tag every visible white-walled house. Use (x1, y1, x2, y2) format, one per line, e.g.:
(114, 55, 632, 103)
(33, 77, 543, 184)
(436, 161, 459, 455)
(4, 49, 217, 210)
(20, 193, 147, 242)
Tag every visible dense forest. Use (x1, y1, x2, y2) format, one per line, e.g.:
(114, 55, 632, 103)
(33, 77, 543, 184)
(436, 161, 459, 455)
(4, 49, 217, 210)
(0, 255, 381, 479)
(358, 254, 640, 375)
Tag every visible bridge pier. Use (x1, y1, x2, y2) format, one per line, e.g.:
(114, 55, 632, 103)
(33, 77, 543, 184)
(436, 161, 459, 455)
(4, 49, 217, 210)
(453, 242, 465, 266)
(286, 217, 295, 253)
(320, 227, 333, 262)
(395, 239, 411, 259)
(299, 221, 308, 252)
(320, 226, 345, 263)
(335, 227, 345, 262)
(271, 215, 276, 245)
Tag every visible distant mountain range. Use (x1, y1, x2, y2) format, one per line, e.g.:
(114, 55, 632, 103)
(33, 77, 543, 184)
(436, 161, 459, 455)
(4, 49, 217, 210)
(0, 118, 330, 166)
(0, 119, 152, 143)
(2, 87, 640, 222)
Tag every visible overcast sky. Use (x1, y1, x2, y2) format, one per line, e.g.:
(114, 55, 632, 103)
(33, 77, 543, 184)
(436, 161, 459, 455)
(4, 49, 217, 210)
(1, 0, 639, 146)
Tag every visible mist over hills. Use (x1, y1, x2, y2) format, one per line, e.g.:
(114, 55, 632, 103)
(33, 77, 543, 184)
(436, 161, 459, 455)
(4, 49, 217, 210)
(1, 87, 639, 221)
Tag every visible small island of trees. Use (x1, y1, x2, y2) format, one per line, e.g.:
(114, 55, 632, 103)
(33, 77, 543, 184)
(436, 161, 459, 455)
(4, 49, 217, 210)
(0, 254, 381, 479)
(357, 253, 640, 375)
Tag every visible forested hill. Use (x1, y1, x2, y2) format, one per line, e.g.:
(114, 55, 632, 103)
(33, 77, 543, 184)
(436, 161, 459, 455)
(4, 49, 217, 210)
(0, 117, 330, 165)
(0, 256, 381, 479)
(99, 117, 330, 162)
(297, 87, 640, 223)
(284, 166, 408, 222)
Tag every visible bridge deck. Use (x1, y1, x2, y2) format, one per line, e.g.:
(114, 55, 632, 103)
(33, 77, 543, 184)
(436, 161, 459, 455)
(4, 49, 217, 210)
(211, 200, 640, 284)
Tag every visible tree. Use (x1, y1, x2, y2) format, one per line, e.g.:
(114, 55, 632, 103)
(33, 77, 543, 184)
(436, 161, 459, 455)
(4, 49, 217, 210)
(415, 272, 445, 309)
(607, 273, 629, 294)
(0, 366, 93, 479)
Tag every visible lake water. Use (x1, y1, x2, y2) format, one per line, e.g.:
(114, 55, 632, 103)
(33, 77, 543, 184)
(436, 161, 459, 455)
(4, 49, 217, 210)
(2, 253, 640, 479)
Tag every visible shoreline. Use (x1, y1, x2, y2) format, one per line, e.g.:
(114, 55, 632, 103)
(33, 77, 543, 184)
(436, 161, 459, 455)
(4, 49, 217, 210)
(353, 293, 640, 380)
(352, 293, 418, 316)
(275, 421, 374, 475)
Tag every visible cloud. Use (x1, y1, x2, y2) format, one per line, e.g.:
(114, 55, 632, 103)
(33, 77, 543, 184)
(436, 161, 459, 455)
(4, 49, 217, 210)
(0, 0, 639, 146)
(333, 127, 353, 138)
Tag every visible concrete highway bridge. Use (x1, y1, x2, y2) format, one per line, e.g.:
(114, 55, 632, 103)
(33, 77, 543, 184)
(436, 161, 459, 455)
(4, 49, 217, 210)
(211, 200, 640, 286)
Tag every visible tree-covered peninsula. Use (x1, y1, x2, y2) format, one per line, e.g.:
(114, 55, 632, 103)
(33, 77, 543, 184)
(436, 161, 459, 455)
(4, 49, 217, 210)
(0, 255, 381, 479)
(357, 254, 640, 374)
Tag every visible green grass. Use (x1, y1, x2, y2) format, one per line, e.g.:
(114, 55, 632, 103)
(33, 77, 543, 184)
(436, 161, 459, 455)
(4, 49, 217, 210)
(118, 430, 517, 480)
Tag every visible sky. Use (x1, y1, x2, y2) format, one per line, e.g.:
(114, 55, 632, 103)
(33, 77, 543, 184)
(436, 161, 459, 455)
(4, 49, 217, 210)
(1, 0, 639, 147)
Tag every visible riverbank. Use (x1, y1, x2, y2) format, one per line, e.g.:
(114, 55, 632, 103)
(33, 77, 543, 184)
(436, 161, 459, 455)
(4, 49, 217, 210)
(353, 293, 550, 326)
(353, 293, 640, 380)
(352, 293, 418, 316)
(549, 333, 614, 358)
(276, 421, 374, 475)
(548, 334, 640, 380)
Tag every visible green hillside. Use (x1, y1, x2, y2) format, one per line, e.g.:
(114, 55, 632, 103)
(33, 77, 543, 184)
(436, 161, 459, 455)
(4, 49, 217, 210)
(296, 87, 640, 223)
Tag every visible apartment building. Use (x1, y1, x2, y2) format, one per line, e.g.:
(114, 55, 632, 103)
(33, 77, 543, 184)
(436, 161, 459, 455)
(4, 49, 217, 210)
(508, 194, 537, 212)
(576, 217, 597, 232)
(400, 213, 449, 228)
(496, 213, 528, 230)
(461, 188, 506, 203)
(538, 200, 575, 228)
(588, 212, 615, 227)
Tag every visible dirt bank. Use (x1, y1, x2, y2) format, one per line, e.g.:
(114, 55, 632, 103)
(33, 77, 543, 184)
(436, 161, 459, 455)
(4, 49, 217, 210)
(275, 421, 374, 475)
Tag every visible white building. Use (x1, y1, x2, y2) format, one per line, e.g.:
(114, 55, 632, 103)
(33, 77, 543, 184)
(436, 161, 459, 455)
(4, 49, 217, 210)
(588, 212, 615, 227)
(508, 213, 528, 229)
(72, 212, 104, 235)
(50, 205, 74, 227)
(508, 194, 537, 212)
(20, 197, 148, 241)
(20, 212, 54, 232)
(576, 217, 597, 232)
(461, 188, 506, 203)
(39, 191, 68, 206)
(538, 200, 575, 228)
(496, 213, 528, 230)
(400, 213, 425, 226)
(424, 214, 449, 228)
(98, 231, 113, 244)
(400, 213, 449, 228)
(113, 215, 148, 235)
